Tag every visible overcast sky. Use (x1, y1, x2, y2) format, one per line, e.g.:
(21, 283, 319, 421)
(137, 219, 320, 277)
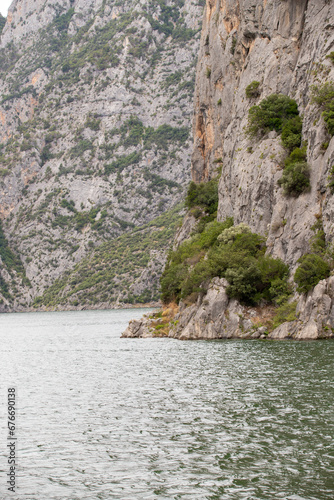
(0, 0, 12, 17)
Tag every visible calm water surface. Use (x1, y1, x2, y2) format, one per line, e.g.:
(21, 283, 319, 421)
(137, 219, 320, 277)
(0, 309, 333, 499)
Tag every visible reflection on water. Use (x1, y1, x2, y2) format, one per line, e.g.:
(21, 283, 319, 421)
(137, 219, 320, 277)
(0, 309, 333, 499)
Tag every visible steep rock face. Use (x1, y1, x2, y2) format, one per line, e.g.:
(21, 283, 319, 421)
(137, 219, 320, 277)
(193, 0, 334, 269)
(0, 0, 204, 309)
(167, 0, 334, 340)
(168, 278, 334, 340)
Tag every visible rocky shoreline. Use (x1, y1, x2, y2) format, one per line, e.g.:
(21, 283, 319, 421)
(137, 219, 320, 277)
(122, 278, 334, 341)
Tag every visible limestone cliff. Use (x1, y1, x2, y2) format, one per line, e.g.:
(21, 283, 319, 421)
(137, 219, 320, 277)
(174, 0, 334, 340)
(123, 0, 334, 340)
(0, 0, 204, 311)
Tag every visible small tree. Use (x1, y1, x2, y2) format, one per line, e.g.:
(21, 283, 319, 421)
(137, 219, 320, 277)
(294, 254, 330, 294)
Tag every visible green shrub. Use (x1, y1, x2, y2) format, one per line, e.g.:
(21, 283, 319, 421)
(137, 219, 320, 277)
(294, 254, 330, 294)
(0, 221, 25, 276)
(104, 152, 141, 175)
(310, 219, 326, 255)
(278, 161, 310, 196)
(161, 218, 289, 306)
(272, 301, 297, 329)
(284, 144, 307, 167)
(246, 93, 299, 138)
(230, 37, 237, 55)
(311, 82, 334, 136)
(217, 223, 251, 244)
(326, 52, 334, 65)
(225, 263, 262, 303)
(281, 116, 302, 152)
(85, 114, 101, 131)
(245, 81, 260, 99)
(185, 178, 219, 214)
(160, 219, 233, 303)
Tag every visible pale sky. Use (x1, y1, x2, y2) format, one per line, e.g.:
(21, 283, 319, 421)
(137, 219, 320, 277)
(0, 0, 12, 17)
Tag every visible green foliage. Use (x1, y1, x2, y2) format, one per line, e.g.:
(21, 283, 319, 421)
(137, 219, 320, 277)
(245, 81, 260, 99)
(0, 221, 28, 299)
(110, 117, 189, 151)
(40, 145, 54, 165)
(278, 161, 310, 196)
(0, 13, 5, 35)
(144, 124, 189, 150)
(161, 217, 289, 306)
(272, 301, 297, 330)
(284, 144, 307, 167)
(160, 219, 233, 303)
(278, 142, 310, 197)
(310, 219, 326, 255)
(33, 205, 184, 308)
(0, 222, 25, 275)
(230, 37, 237, 55)
(104, 152, 141, 175)
(217, 223, 250, 244)
(326, 52, 334, 65)
(143, 170, 180, 194)
(246, 94, 299, 138)
(145, 0, 197, 43)
(85, 114, 101, 131)
(185, 178, 219, 214)
(281, 116, 303, 152)
(54, 8, 74, 32)
(69, 139, 94, 158)
(294, 254, 330, 294)
(311, 82, 334, 136)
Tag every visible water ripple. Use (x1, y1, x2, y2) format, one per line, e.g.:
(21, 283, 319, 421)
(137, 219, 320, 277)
(0, 309, 333, 499)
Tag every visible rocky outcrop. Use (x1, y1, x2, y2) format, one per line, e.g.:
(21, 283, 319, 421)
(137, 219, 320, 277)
(167, 277, 334, 340)
(192, 0, 334, 271)
(121, 316, 158, 338)
(158, 0, 334, 341)
(123, 0, 334, 341)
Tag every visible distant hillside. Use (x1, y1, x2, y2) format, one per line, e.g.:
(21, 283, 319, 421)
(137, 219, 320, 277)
(0, 0, 204, 311)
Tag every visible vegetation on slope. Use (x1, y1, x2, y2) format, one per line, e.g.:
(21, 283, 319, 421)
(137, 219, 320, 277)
(0, 13, 5, 35)
(0, 0, 204, 307)
(0, 221, 30, 302)
(311, 81, 334, 136)
(33, 204, 184, 309)
(294, 218, 332, 294)
(161, 180, 291, 307)
(246, 93, 310, 196)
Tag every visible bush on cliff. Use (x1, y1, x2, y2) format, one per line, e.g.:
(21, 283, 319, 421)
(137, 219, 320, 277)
(281, 116, 303, 152)
(185, 177, 219, 215)
(160, 219, 290, 306)
(246, 93, 299, 138)
(278, 161, 310, 196)
(311, 82, 334, 136)
(278, 144, 310, 196)
(294, 253, 330, 294)
(245, 81, 261, 99)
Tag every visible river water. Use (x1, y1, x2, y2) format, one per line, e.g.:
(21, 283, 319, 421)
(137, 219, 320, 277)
(0, 308, 333, 499)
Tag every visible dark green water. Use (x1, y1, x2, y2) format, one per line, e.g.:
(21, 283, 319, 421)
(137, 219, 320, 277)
(0, 309, 333, 499)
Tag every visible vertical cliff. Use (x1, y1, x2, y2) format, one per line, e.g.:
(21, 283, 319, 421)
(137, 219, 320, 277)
(173, 0, 334, 339)
(123, 0, 334, 340)
(193, 0, 332, 263)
